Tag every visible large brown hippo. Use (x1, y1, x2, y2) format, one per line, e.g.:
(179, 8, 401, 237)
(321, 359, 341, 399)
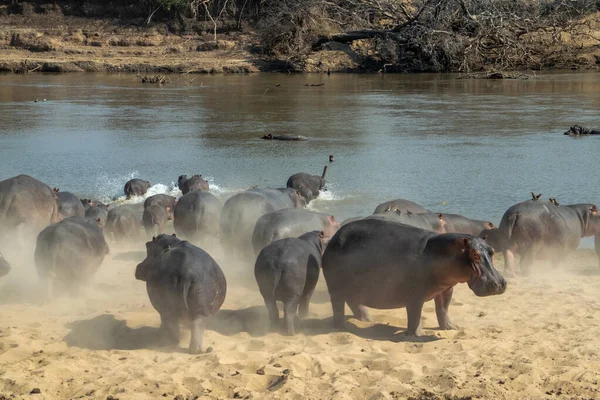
(322, 219, 506, 335)
(35, 217, 109, 296)
(494, 199, 600, 276)
(252, 208, 339, 255)
(286, 166, 327, 204)
(373, 198, 430, 215)
(220, 188, 306, 256)
(124, 179, 151, 198)
(178, 175, 209, 194)
(135, 234, 227, 354)
(0, 175, 60, 239)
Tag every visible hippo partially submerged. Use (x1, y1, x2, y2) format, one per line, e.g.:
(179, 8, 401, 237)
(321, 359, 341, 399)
(135, 234, 227, 354)
(261, 134, 308, 141)
(286, 166, 327, 204)
(178, 175, 209, 194)
(564, 125, 600, 136)
(373, 198, 430, 215)
(124, 179, 151, 198)
(322, 219, 506, 335)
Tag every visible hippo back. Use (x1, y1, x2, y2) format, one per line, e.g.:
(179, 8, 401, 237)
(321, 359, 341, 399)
(0, 174, 60, 235)
(373, 199, 429, 215)
(57, 192, 86, 218)
(105, 205, 142, 241)
(174, 191, 221, 241)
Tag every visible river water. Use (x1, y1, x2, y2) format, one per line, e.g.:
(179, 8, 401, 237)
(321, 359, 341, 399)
(0, 72, 599, 245)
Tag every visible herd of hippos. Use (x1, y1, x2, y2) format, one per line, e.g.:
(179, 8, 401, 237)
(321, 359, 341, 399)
(0, 161, 599, 354)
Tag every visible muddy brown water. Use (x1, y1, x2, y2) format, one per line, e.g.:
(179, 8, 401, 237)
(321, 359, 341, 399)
(0, 72, 599, 246)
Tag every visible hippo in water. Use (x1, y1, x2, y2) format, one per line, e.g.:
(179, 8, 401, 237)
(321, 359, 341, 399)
(286, 166, 328, 204)
(104, 205, 142, 242)
(55, 190, 86, 218)
(564, 125, 600, 136)
(0, 252, 10, 278)
(220, 188, 306, 256)
(252, 208, 340, 255)
(178, 175, 209, 194)
(373, 198, 430, 215)
(254, 231, 328, 335)
(494, 199, 600, 276)
(124, 179, 151, 198)
(260, 134, 308, 141)
(173, 191, 221, 244)
(322, 219, 506, 335)
(0, 175, 60, 239)
(135, 234, 227, 354)
(35, 216, 109, 297)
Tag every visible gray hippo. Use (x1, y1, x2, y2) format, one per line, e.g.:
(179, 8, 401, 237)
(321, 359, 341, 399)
(0, 252, 10, 278)
(178, 175, 209, 194)
(124, 179, 151, 198)
(135, 234, 227, 354)
(143, 204, 169, 237)
(55, 190, 86, 218)
(286, 166, 327, 204)
(437, 213, 494, 236)
(261, 134, 308, 141)
(478, 228, 508, 253)
(322, 219, 506, 335)
(0, 174, 61, 239)
(35, 216, 109, 296)
(494, 199, 600, 276)
(564, 125, 600, 136)
(254, 231, 328, 335)
(252, 208, 340, 255)
(144, 194, 177, 218)
(80, 199, 94, 211)
(366, 209, 446, 233)
(104, 205, 142, 242)
(173, 191, 221, 243)
(85, 205, 109, 228)
(220, 188, 306, 256)
(373, 198, 430, 214)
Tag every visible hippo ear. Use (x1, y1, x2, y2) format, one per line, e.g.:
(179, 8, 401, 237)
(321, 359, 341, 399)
(481, 232, 488, 241)
(97, 218, 101, 223)
(152, 236, 157, 242)
(438, 213, 444, 220)
(172, 233, 176, 237)
(319, 231, 325, 238)
(461, 237, 471, 250)
(487, 222, 495, 228)
(329, 215, 335, 221)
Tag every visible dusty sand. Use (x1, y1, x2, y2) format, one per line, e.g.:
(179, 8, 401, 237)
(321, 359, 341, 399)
(1, 242, 600, 400)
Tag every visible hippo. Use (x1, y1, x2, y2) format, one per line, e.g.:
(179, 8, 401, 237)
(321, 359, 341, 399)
(173, 191, 221, 243)
(144, 194, 177, 218)
(220, 188, 306, 256)
(104, 205, 142, 242)
(260, 134, 308, 141)
(495, 199, 600, 276)
(366, 209, 446, 233)
(0, 252, 10, 278)
(178, 175, 209, 194)
(286, 166, 327, 204)
(439, 213, 495, 236)
(80, 199, 94, 211)
(478, 228, 507, 252)
(564, 125, 600, 136)
(252, 208, 339, 255)
(55, 191, 86, 218)
(254, 231, 328, 335)
(373, 198, 430, 215)
(0, 174, 60, 239)
(143, 204, 169, 237)
(135, 234, 227, 354)
(35, 217, 109, 296)
(85, 205, 109, 228)
(322, 219, 506, 335)
(124, 179, 151, 198)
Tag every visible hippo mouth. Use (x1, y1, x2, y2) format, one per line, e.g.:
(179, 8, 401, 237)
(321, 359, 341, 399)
(467, 262, 506, 296)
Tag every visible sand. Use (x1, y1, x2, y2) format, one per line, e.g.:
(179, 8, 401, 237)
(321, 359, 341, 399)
(1, 244, 600, 400)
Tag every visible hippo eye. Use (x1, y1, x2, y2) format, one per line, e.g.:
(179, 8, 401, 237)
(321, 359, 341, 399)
(488, 248, 495, 257)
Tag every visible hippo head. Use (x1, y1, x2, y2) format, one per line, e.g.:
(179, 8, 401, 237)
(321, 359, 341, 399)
(178, 175, 188, 190)
(298, 230, 330, 256)
(584, 205, 600, 236)
(0, 253, 10, 278)
(564, 125, 584, 136)
(324, 215, 340, 238)
(135, 234, 181, 281)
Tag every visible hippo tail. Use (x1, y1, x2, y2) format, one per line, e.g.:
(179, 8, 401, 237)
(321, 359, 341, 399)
(505, 215, 518, 240)
(182, 279, 191, 311)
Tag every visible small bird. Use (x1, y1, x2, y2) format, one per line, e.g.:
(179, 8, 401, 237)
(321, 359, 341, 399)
(531, 192, 542, 201)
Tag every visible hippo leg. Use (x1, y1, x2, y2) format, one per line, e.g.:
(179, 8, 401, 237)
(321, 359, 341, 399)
(330, 295, 346, 329)
(348, 302, 373, 322)
(283, 299, 299, 336)
(264, 298, 280, 331)
(434, 287, 458, 330)
(406, 298, 425, 337)
(519, 251, 535, 276)
(189, 316, 205, 355)
(503, 249, 517, 278)
(298, 290, 314, 319)
(160, 315, 180, 347)
(595, 236, 600, 267)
